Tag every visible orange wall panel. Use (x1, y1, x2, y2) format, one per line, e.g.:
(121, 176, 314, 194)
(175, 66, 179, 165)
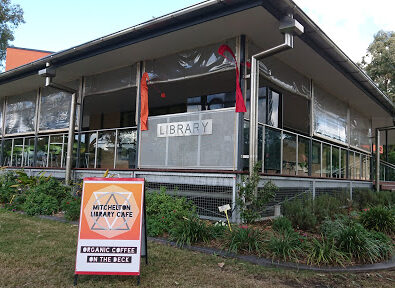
(5, 47, 52, 71)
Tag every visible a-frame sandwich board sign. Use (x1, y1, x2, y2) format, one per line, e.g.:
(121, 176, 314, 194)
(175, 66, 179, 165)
(74, 178, 147, 285)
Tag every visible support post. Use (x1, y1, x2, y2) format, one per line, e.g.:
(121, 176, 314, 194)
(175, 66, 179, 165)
(237, 35, 246, 171)
(249, 56, 259, 177)
(65, 93, 77, 185)
(376, 128, 380, 192)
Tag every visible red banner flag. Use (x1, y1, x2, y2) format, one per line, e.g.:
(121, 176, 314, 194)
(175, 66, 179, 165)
(140, 72, 149, 131)
(218, 44, 247, 113)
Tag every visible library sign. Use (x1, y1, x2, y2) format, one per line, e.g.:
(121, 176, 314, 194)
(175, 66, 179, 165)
(75, 178, 145, 276)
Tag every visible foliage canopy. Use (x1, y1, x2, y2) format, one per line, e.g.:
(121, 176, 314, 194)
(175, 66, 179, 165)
(359, 30, 395, 101)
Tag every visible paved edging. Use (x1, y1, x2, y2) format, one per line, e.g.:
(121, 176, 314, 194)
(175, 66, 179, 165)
(148, 237, 395, 273)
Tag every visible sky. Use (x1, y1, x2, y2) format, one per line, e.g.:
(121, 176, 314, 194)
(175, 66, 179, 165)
(8, 0, 395, 63)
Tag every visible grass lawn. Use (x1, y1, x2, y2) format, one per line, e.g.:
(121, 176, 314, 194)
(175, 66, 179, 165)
(0, 210, 394, 288)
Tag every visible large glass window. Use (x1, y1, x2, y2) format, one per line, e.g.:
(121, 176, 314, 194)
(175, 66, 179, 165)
(348, 152, 355, 179)
(79, 133, 96, 168)
(63, 135, 78, 168)
(39, 87, 72, 131)
(283, 92, 310, 134)
(297, 137, 309, 176)
(355, 153, 361, 179)
(264, 127, 281, 174)
(2, 139, 12, 166)
(85, 66, 136, 95)
(23, 137, 35, 167)
(115, 129, 137, 169)
(36, 137, 49, 167)
(312, 141, 321, 177)
(350, 108, 371, 152)
(82, 88, 137, 131)
(48, 135, 64, 168)
(96, 131, 115, 169)
(332, 147, 340, 178)
(11, 138, 23, 167)
(282, 133, 296, 175)
(268, 90, 280, 128)
(146, 39, 235, 82)
(313, 86, 347, 143)
(322, 144, 331, 177)
(341, 149, 347, 178)
(5, 91, 36, 135)
(366, 156, 371, 180)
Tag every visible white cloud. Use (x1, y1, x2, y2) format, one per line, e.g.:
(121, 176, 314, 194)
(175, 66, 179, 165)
(293, 0, 395, 62)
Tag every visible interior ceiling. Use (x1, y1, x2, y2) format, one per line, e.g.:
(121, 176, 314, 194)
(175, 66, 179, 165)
(83, 87, 136, 114)
(0, 5, 389, 119)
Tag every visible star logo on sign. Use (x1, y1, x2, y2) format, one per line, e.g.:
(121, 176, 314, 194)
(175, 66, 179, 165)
(84, 185, 139, 238)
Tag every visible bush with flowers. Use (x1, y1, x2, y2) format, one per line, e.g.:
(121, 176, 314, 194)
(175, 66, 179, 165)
(61, 196, 81, 221)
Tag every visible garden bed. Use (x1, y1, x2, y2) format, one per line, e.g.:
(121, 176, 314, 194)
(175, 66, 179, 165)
(1, 170, 394, 270)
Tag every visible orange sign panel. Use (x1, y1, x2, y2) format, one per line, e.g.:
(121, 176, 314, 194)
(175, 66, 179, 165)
(75, 178, 145, 275)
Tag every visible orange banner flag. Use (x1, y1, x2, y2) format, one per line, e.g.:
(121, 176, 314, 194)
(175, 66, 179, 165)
(140, 72, 149, 131)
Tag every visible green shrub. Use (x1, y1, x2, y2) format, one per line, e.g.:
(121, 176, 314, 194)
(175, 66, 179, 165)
(236, 163, 277, 223)
(368, 231, 393, 259)
(267, 230, 303, 261)
(0, 171, 19, 204)
(169, 216, 213, 246)
(146, 188, 195, 237)
(321, 217, 393, 263)
(306, 237, 349, 266)
(352, 189, 395, 209)
(272, 216, 293, 233)
(24, 193, 59, 216)
(28, 177, 71, 207)
(61, 197, 81, 221)
(210, 221, 228, 238)
(360, 206, 395, 234)
(313, 194, 346, 222)
(283, 193, 348, 231)
(283, 195, 317, 231)
(226, 226, 262, 254)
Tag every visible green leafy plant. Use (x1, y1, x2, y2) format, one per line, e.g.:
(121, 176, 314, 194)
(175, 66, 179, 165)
(360, 206, 395, 234)
(283, 195, 317, 231)
(266, 230, 303, 261)
(272, 216, 293, 233)
(306, 237, 350, 266)
(321, 217, 393, 263)
(146, 187, 195, 237)
(313, 194, 346, 222)
(23, 193, 58, 216)
(61, 196, 81, 221)
(236, 162, 277, 223)
(169, 216, 213, 246)
(352, 189, 395, 210)
(225, 225, 262, 254)
(0, 171, 19, 204)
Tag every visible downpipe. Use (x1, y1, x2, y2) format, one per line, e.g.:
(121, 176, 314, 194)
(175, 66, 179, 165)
(249, 33, 293, 177)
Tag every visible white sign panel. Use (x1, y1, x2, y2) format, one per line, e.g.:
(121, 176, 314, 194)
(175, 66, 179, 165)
(157, 119, 212, 137)
(75, 178, 145, 276)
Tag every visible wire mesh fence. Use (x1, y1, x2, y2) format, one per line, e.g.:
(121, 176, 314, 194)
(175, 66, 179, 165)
(134, 172, 236, 221)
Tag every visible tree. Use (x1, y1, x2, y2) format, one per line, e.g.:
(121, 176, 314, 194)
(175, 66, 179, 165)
(359, 30, 395, 101)
(0, 0, 24, 69)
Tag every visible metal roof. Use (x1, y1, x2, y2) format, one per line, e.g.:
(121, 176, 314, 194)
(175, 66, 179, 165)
(0, 0, 393, 115)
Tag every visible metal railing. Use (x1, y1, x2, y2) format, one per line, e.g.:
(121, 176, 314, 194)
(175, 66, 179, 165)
(245, 120, 372, 180)
(1, 126, 137, 170)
